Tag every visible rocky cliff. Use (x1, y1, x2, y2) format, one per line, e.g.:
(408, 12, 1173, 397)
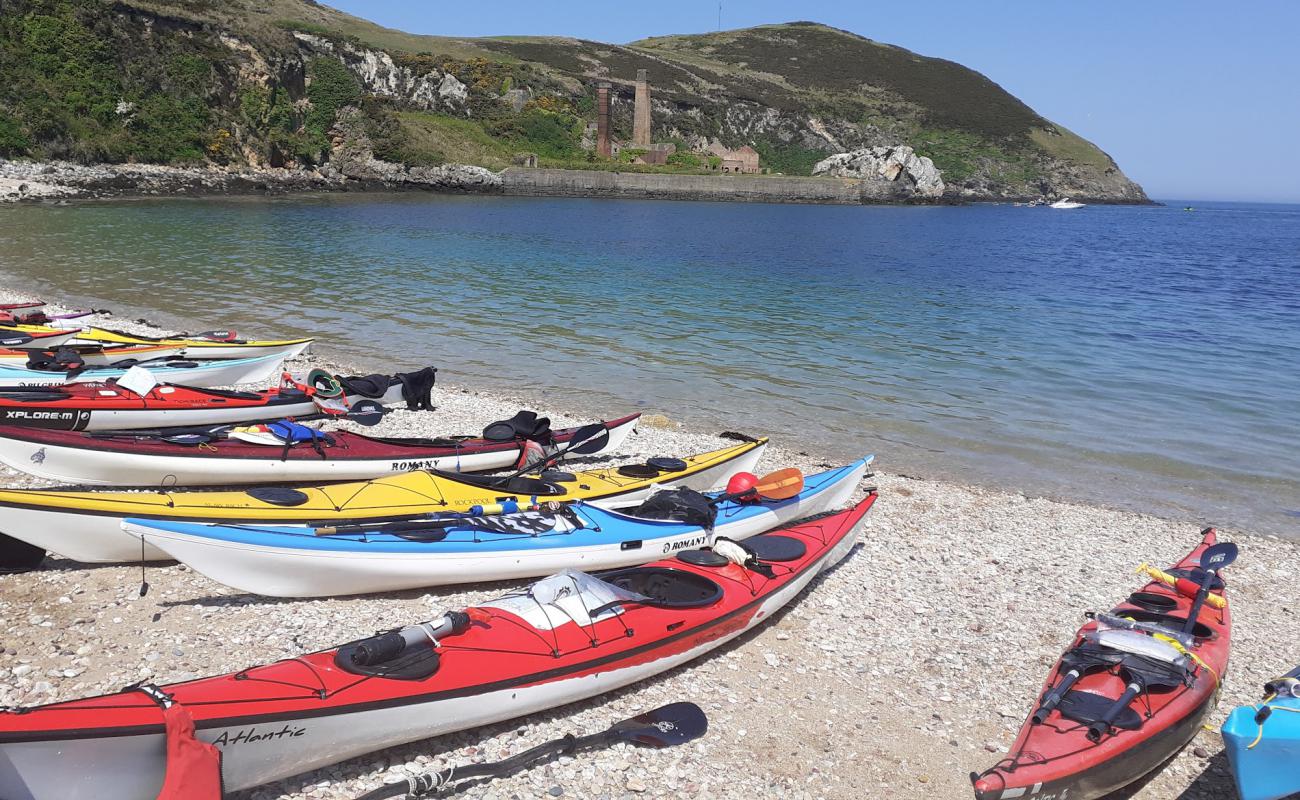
(0, 1, 1148, 203)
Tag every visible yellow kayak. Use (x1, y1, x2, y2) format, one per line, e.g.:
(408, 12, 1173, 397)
(0, 324, 81, 350)
(71, 327, 313, 359)
(0, 438, 767, 563)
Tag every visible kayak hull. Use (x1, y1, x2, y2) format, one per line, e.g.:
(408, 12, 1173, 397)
(0, 345, 186, 367)
(0, 493, 871, 800)
(1222, 696, 1300, 800)
(0, 353, 286, 389)
(0, 440, 766, 563)
(67, 327, 313, 360)
(123, 457, 871, 596)
(0, 330, 80, 351)
(0, 381, 407, 432)
(972, 529, 1231, 800)
(0, 413, 641, 486)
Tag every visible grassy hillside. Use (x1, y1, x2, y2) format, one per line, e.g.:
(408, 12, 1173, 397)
(0, 1, 1144, 199)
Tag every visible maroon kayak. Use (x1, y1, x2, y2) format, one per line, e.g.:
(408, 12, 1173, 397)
(0, 412, 641, 486)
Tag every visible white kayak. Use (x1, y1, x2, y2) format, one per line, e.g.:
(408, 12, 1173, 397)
(122, 457, 872, 596)
(0, 344, 187, 367)
(0, 439, 767, 564)
(0, 412, 641, 486)
(0, 353, 287, 388)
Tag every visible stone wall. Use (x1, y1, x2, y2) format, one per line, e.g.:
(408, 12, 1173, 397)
(501, 168, 889, 205)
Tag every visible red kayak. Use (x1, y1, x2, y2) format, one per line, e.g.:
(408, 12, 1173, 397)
(0, 367, 436, 431)
(0, 412, 641, 485)
(972, 528, 1232, 800)
(0, 493, 876, 800)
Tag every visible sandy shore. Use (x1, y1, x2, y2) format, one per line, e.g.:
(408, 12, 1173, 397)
(0, 290, 1294, 800)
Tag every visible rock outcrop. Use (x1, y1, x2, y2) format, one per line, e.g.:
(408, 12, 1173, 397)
(0, 155, 501, 204)
(813, 146, 945, 198)
(292, 34, 463, 113)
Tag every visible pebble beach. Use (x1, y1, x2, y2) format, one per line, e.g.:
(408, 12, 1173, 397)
(0, 290, 1295, 800)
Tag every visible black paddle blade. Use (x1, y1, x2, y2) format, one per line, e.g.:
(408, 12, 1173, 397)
(1201, 541, 1238, 571)
(348, 399, 385, 426)
(610, 702, 708, 748)
(567, 423, 611, 455)
(160, 433, 214, 446)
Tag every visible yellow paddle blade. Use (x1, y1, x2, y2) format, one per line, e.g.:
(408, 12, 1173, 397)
(754, 468, 804, 500)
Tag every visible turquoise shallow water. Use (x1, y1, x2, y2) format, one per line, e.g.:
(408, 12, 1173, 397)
(0, 193, 1297, 534)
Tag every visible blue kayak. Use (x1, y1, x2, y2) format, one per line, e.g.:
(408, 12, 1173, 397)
(122, 456, 873, 597)
(1223, 667, 1300, 800)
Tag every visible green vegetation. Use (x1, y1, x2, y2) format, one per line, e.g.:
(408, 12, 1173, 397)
(0, 0, 220, 162)
(304, 56, 360, 155)
(390, 111, 513, 169)
(486, 106, 584, 161)
(751, 140, 824, 176)
(1029, 126, 1112, 170)
(0, 2, 1135, 197)
(0, 112, 32, 153)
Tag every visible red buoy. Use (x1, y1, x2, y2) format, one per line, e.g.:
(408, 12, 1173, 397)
(726, 471, 758, 500)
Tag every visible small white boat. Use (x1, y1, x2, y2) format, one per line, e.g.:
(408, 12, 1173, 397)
(1050, 198, 1085, 209)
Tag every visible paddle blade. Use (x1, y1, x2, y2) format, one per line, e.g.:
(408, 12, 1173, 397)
(1201, 541, 1238, 571)
(611, 702, 708, 748)
(348, 399, 385, 426)
(567, 423, 611, 455)
(755, 468, 804, 500)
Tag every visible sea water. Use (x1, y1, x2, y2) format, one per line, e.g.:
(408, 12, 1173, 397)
(1, 194, 1296, 534)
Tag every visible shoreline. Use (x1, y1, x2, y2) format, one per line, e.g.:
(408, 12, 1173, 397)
(0, 158, 1155, 207)
(0, 291, 1290, 799)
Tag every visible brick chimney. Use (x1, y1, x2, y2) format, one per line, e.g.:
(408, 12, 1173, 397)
(633, 69, 651, 147)
(596, 82, 611, 158)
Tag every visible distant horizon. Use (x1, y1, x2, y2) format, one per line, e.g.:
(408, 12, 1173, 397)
(320, 1, 1300, 204)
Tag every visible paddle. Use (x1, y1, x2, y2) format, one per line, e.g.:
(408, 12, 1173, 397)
(353, 702, 707, 800)
(90, 404, 391, 445)
(1181, 540, 1237, 636)
(499, 422, 610, 480)
(711, 467, 805, 505)
(345, 399, 386, 427)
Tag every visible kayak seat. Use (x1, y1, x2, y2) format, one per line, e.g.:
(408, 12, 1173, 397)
(745, 535, 807, 562)
(676, 550, 730, 568)
(244, 487, 311, 507)
(434, 471, 564, 496)
(646, 457, 688, 472)
(1124, 592, 1179, 613)
(1108, 608, 1215, 641)
(334, 636, 440, 681)
(617, 463, 663, 478)
(599, 567, 723, 609)
(1057, 690, 1142, 730)
(0, 389, 74, 402)
(1166, 567, 1226, 591)
(182, 386, 266, 401)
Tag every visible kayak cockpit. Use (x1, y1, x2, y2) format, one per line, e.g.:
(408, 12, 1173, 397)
(432, 470, 567, 496)
(599, 567, 724, 609)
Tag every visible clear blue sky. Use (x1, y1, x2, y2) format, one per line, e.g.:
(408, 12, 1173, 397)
(323, 1, 1299, 203)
